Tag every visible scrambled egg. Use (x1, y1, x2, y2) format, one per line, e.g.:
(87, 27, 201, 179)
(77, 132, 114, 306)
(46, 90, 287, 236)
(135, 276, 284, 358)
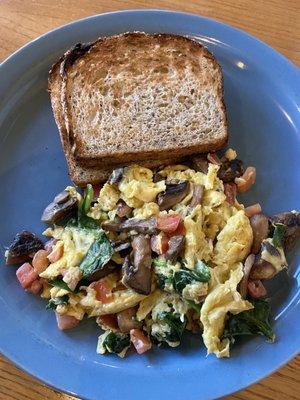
(40, 226, 96, 279)
(200, 264, 253, 357)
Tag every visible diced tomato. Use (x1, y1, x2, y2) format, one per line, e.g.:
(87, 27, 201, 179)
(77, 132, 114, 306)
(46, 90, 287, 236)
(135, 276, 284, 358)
(92, 184, 102, 201)
(207, 153, 221, 165)
(130, 329, 152, 354)
(157, 214, 182, 233)
(26, 279, 43, 294)
(150, 234, 169, 255)
(235, 166, 256, 193)
(224, 183, 237, 205)
(96, 314, 118, 330)
(16, 263, 38, 289)
(91, 280, 112, 303)
(47, 242, 64, 263)
(32, 249, 50, 274)
(56, 313, 80, 330)
(247, 280, 267, 298)
(168, 220, 186, 237)
(244, 203, 262, 218)
(44, 238, 57, 254)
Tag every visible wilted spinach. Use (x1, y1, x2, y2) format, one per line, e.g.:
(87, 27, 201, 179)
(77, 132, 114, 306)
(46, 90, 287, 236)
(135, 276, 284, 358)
(223, 299, 275, 343)
(272, 223, 286, 248)
(46, 295, 68, 310)
(102, 331, 130, 354)
(173, 260, 211, 294)
(79, 231, 113, 278)
(154, 311, 186, 345)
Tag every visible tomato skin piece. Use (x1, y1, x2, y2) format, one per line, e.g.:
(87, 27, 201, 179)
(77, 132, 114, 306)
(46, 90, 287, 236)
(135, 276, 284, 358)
(26, 279, 43, 294)
(16, 263, 39, 289)
(130, 329, 152, 354)
(91, 280, 112, 303)
(157, 214, 182, 233)
(47, 243, 64, 263)
(169, 220, 186, 237)
(247, 280, 267, 298)
(56, 313, 80, 330)
(96, 314, 118, 330)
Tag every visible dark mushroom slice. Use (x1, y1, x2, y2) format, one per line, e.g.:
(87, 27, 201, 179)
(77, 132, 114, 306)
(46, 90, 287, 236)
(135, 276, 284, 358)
(191, 155, 208, 174)
(250, 213, 269, 254)
(217, 159, 244, 183)
(189, 185, 204, 210)
(271, 211, 300, 251)
(5, 231, 43, 265)
(117, 307, 141, 333)
(250, 240, 287, 280)
(41, 190, 77, 224)
(116, 201, 133, 218)
(157, 181, 189, 211)
(239, 254, 255, 299)
(111, 240, 132, 253)
(102, 218, 157, 235)
(122, 235, 152, 295)
(165, 235, 185, 262)
(107, 168, 124, 185)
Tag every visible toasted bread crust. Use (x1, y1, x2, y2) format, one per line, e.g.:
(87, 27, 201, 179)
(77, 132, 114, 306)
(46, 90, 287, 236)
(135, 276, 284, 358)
(58, 32, 228, 167)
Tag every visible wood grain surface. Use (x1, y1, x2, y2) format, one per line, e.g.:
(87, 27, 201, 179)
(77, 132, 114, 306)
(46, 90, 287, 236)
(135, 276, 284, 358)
(0, 1, 299, 400)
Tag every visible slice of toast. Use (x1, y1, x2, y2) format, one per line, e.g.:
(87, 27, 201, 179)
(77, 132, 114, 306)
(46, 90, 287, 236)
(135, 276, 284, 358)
(48, 61, 183, 187)
(60, 32, 227, 167)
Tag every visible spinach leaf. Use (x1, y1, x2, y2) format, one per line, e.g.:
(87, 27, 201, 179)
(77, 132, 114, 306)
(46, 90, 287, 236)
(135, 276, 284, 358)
(223, 299, 275, 343)
(152, 258, 167, 269)
(46, 295, 68, 310)
(158, 311, 186, 344)
(102, 331, 130, 354)
(173, 261, 210, 294)
(79, 231, 113, 278)
(49, 279, 71, 292)
(272, 223, 285, 248)
(81, 184, 94, 215)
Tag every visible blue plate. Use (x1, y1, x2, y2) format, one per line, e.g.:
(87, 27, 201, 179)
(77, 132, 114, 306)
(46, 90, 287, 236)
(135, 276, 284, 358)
(0, 10, 299, 400)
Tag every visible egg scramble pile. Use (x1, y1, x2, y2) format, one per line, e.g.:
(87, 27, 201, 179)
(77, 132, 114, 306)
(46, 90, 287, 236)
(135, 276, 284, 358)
(6, 150, 299, 358)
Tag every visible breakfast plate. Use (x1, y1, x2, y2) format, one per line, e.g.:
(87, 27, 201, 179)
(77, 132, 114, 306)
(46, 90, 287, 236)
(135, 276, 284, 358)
(0, 9, 299, 400)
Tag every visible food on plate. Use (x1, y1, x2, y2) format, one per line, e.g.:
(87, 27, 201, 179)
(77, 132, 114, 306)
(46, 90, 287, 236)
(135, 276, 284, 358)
(48, 32, 227, 185)
(5, 152, 299, 358)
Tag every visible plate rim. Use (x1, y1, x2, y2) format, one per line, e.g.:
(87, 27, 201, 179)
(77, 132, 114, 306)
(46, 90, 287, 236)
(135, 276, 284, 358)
(0, 9, 299, 400)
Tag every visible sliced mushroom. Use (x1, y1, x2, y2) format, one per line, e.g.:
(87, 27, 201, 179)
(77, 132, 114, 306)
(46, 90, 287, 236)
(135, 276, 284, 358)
(250, 240, 286, 280)
(111, 239, 132, 253)
(250, 258, 276, 280)
(122, 235, 152, 295)
(239, 254, 255, 299)
(165, 235, 185, 262)
(250, 213, 269, 254)
(41, 190, 77, 224)
(116, 201, 133, 218)
(271, 211, 300, 251)
(189, 185, 204, 210)
(192, 155, 208, 174)
(117, 307, 141, 333)
(102, 218, 157, 235)
(217, 159, 244, 183)
(157, 181, 189, 210)
(5, 231, 43, 265)
(107, 168, 124, 185)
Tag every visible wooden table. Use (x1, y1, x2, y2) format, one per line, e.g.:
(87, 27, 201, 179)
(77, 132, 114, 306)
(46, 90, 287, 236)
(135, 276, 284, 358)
(0, 1, 299, 399)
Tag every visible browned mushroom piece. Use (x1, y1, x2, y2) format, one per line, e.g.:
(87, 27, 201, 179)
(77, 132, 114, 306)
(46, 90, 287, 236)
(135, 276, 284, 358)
(102, 218, 157, 235)
(107, 168, 124, 185)
(41, 190, 77, 224)
(117, 307, 141, 333)
(122, 235, 152, 295)
(86, 262, 119, 282)
(191, 155, 208, 174)
(157, 181, 189, 210)
(250, 213, 269, 254)
(217, 159, 244, 183)
(239, 254, 255, 299)
(189, 185, 204, 210)
(250, 240, 286, 280)
(271, 211, 300, 251)
(5, 231, 44, 265)
(165, 235, 185, 262)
